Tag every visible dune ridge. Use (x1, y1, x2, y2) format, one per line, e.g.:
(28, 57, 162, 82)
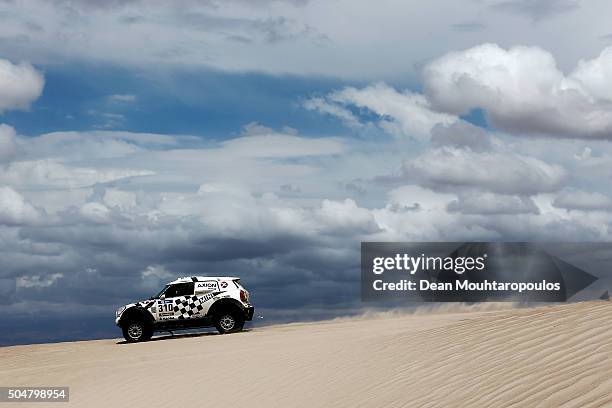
(1, 301, 611, 407)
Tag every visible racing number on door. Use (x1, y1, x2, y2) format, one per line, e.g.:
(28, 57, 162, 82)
(157, 300, 175, 320)
(159, 302, 173, 313)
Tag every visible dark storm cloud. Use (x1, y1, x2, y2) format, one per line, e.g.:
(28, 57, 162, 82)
(6, 219, 357, 305)
(162, 235, 317, 263)
(1, 209, 369, 344)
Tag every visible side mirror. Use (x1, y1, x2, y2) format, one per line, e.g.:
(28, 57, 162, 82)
(159, 294, 165, 300)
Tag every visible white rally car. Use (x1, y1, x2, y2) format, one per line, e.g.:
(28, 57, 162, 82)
(115, 276, 254, 342)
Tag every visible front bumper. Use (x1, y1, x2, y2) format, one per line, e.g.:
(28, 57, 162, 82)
(115, 310, 125, 326)
(245, 306, 254, 321)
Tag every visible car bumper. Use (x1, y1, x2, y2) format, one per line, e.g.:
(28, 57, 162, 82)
(245, 306, 254, 321)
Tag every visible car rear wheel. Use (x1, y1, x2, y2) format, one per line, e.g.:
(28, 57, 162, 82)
(215, 311, 244, 334)
(122, 320, 152, 342)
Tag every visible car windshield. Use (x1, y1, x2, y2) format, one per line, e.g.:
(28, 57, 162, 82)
(151, 285, 168, 299)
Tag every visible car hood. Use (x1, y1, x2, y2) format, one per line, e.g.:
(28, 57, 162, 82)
(117, 299, 156, 316)
(125, 298, 158, 310)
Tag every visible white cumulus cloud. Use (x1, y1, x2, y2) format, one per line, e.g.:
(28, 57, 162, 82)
(0, 59, 44, 113)
(423, 43, 612, 139)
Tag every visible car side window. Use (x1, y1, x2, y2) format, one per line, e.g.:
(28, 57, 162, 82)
(163, 282, 194, 298)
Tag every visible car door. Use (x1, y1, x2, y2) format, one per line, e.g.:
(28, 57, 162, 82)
(155, 295, 175, 322)
(160, 282, 196, 321)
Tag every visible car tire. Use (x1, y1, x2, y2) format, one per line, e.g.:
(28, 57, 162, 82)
(214, 311, 244, 334)
(122, 320, 153, 343)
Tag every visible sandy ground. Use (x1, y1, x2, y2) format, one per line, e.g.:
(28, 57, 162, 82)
(1, 301, 612, 408)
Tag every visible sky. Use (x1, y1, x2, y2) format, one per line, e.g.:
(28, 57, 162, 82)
(2, 0, 612, 345)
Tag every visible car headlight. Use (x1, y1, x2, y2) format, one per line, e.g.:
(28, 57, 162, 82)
(116, 306, 126, 317)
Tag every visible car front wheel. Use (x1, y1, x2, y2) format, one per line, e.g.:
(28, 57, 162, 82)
(122, 320, 152, 343)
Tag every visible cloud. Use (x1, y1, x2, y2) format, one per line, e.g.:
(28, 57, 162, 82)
(87, 110, 126, 129)
(371, 185, 489, 241)
(423, 43, 612, 139)
(220, 133, 344, 158)
(25, 131, 181, 161)
(1, 1, 610, 80)
(315, 198, 380, 235)
(552, 190, 612, 211)
(385, 185, 455, 212)
(303, 97, 363, 129)
(304, 43, 612, 141)
(79, 202, 112, 224)
(103, 188, 137, 210)
(430, 121, 492, 152)
(108, 94, 136, 103)
(0, 160, 155, 189)
(0, 124, 18, 163)
(141, 264, 173, 280)
(451, 21, 486, 32)
(306, 83, 457, 140)
(0, 58, 44, 112)
(0, 186, 41, 225)
(490, 0, 580, 22)
(402, 147, 567, 195)
(448, 192, 540, 215)
(240, 121, 277, 136)
(16, 273, 63, 289)
(571, 47, 612, 102)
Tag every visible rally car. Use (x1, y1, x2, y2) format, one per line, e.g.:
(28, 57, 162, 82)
(115, 276, 254, 342)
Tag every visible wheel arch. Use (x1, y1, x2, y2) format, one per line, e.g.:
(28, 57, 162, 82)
(207, 298, 244, 318)
(118, 306, 154, 328)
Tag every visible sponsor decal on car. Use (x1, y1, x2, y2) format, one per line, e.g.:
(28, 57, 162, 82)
(196, 281, 218, 292)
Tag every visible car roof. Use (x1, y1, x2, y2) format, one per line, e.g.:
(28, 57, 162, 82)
(166, 276, 239, 285)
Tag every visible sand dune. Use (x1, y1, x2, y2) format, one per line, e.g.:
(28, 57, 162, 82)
(1, 301, 612, 407)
